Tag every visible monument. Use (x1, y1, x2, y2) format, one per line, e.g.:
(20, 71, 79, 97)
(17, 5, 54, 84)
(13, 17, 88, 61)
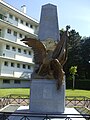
(22, 3, 68, 114)
(1, 3, 86, 120)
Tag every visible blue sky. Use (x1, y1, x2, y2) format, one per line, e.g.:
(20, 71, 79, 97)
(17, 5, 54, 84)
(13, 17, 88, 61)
(4, 0, 90, 37)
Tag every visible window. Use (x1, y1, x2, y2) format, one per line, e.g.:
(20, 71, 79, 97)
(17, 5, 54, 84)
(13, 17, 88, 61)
(9, 14, 13, 19)
(20, 20, 23, 24)
(23, 64, 26, 69)
(13, 31, 17, 36)
(12, 46, 16, 51)
(4, 61, 8, 66)
(17, 63, 20, 68)
(11, 62, 14, 67)
(0, 14, 3, 20)
(14, 80, 21, 84)
(30, 25, 33, 28)
(18, 48, 21, 53)
(0, 29, 1, 37)
(15, 17, 18, 21)
(24, 50, 27, 54)
(19, 33, 22, 38)
(26, 22, 29, 26)
(6, 45, 10, 50)
(7, 29, 11, 34)
(28, 65, 31, 69)
(28, 51, 31, 55)
(3, 53, 5, 56)
(3, 79, 10, 84)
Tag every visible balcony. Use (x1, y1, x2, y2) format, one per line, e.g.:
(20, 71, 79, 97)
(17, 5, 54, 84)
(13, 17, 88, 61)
(17, 22, 35, 34)
(0, 13, 8, 23)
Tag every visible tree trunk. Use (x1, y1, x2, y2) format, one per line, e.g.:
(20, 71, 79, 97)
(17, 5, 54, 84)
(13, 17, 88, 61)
(72, 74, 75, 90)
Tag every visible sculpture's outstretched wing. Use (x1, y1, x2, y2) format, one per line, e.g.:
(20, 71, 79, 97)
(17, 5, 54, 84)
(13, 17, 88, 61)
(50, 59, 65, 90)
(52, 31, 68, 66)
(21, 38, 46, 64)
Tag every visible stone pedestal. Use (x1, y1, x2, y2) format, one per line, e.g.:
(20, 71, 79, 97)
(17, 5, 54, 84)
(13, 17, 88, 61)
(30, 79, 65, 113)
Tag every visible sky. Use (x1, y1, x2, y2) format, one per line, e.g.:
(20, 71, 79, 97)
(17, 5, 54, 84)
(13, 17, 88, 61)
(4, 0, 90, 37)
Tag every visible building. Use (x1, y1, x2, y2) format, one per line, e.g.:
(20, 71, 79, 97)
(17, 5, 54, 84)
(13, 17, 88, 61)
(0, 0, 39, 88)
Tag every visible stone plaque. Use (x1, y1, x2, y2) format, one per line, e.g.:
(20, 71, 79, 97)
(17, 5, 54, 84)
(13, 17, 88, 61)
(43, 86, 52, 99)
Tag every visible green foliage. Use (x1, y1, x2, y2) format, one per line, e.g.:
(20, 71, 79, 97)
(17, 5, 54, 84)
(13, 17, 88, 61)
(69, 66, 77, 90)
(79, 37, 90, 79)
(67, 29, 82, 66)
(66, 79, 90, 90)
(63, 28, 82, 78)
(67, 75, 73, 81)
(60, 27, 90, 91)
(69, 66, 77, 75)
(60, 26, 90, 80)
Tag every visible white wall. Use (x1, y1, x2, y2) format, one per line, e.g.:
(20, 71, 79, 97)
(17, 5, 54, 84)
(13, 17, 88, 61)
(0, 6, 37, 88)
(18, 22, 34, 34)
(0, 79, 30, 88)
(3, 51, 15, 58)
(4, 29, 17, 42)
(0, 42, 3, 56)
(1, 69, 14, 77)
(0, 59, 33, 78)
(8, 17, 18, 26)
(2, 42, 33, 60)
(15, 54, 33, 63)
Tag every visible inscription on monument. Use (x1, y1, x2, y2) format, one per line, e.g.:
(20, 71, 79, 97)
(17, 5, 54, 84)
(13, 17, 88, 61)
(43, 86, 52, 99)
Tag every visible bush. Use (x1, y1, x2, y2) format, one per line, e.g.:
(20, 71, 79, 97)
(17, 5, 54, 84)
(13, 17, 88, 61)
(66, 79, 90, 90)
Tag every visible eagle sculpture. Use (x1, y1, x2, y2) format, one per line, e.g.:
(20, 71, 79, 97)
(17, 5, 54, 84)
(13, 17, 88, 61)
(21, 30, 68, 90)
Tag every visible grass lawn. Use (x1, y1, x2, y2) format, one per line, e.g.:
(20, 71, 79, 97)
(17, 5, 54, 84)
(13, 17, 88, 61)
(0, 88, 90, 98)
(66, 89, 90, 98)
(0, 88, 30, 97)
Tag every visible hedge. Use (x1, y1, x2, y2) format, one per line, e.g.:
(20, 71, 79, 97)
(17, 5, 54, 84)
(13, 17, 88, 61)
(66, 79, 90, 90)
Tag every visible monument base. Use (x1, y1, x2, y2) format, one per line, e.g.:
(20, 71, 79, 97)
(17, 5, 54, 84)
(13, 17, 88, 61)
(8, 106, 85, 120)
(30, 79, 65, 113)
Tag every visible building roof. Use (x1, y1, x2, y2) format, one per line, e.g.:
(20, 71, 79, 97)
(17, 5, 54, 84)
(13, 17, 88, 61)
(0, 0, 39, 24)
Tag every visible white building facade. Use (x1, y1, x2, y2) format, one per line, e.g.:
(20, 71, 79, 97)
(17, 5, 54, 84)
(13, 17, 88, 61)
(0, 0, 39, 88)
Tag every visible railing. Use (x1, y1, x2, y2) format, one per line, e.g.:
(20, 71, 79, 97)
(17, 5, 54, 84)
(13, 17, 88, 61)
(0, 95, 90, 119)
(66, 96, 90, 109)
(0, 112, 90, 120)
(0, 94, 29, 109)
(0, 95, 90, 109)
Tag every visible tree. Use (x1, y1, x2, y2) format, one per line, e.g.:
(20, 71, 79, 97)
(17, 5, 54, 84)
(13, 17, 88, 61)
(64, 29, 82, 78)
(80, 37, 90, 79)
(68, 30, 82, 65)
(69, 66, 77, 90)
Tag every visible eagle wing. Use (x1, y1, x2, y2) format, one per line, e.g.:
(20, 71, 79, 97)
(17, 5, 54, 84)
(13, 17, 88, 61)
(52, 31, 68, 66)
(21, 38, 46, 65)
(50, 59, 65, 90)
